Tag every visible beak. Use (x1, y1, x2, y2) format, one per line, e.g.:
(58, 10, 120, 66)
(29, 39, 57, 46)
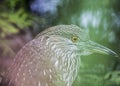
(83, 40, 118, 57)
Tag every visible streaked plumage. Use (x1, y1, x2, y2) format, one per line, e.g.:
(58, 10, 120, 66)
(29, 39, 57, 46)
(1, 25, 117, 86)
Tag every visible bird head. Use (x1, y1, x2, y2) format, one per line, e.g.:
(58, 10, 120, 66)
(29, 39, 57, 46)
(38, 24, 117, 57)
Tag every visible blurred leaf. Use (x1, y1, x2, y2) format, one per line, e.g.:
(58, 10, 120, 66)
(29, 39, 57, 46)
(4, 0, 28, 11)
(0, 20, 18, 37)
(7, 9, 32, 29)
(0, 8, 32, 38)
(9, 0, 18, 8)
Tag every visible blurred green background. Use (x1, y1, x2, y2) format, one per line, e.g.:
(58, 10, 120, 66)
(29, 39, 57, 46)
(0, 0, 120, 86)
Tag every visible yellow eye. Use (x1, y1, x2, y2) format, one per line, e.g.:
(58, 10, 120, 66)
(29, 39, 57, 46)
(71, 36, 78, 42)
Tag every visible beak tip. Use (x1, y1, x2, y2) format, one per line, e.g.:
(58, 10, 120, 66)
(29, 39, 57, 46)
(108, 50, 119, 58)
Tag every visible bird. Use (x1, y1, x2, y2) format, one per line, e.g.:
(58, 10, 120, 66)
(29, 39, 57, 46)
(0, 24, 117, 86)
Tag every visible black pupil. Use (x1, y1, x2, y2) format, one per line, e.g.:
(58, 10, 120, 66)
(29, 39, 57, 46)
(73, 37, 77, 40)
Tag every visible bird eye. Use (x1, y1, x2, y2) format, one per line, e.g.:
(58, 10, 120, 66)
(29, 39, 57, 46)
(71, 36, 78, 42)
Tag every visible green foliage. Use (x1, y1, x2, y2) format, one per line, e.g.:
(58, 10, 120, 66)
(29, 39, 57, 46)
(0, 0, 32, 58)
(73, 62, 120, 86)
(73, 70, 120, 86)
(104, 71, 120, 86)
(0, 9, 32, 38)
(7, 0, 19, 9)
(4, 0, 28, 11)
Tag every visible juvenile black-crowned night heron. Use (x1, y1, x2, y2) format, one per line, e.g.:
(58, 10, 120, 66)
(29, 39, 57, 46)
(1, 25, 117, 86)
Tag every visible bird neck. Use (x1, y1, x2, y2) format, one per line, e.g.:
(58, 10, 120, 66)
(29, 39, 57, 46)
(45, 36, 81, 86)
(53, 46, 80, 86)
